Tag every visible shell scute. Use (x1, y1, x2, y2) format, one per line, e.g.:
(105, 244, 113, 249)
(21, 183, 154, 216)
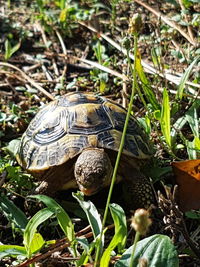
(17, 92, 152, 172)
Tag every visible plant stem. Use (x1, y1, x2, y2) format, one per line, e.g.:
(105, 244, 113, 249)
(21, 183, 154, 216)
(129, 231, 140, 267)
(94, 34, 138, 266)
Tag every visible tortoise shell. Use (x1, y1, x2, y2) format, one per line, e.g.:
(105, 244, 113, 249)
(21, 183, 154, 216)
(17, 92, 152, 172)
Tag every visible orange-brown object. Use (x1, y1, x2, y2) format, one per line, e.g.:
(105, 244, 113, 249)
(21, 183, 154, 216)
(172, 160, 200, 212)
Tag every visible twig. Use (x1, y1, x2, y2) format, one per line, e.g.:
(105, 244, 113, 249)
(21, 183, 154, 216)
(72, 55, 128, 81)
(134, 0, 197, 46)
(158, 186, 200, 259)
(177, 0, 196, 44)
(78, 21, 200, 94)
(36, 22, 60, 77)
(44, 50, 200, 99)
(0, 62, 54, 100)
(16, 219, 119, 267)
(16, 240, 71, 267)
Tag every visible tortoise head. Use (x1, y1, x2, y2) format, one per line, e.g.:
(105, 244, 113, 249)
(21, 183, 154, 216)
(74, 148, 113, 196)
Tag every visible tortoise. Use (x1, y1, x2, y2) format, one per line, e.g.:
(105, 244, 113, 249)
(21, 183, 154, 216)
(17, 92, 154, 208)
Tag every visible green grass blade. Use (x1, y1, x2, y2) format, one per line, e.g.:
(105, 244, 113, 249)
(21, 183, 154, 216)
(185, 101, 199, 138)
(29, 195, 75, 242)
(109, 203, 127, 253)
(23, 207, 54, 257)
(171, 116, 187, 148)
(100, 226, 123, 267)
(176, 57, 199, 100)
(135, 51, 160, 111)
(160, 88, 171, 148)
(0, 195, 28, 231)
(100, 204, 127, 267)
(184, 138, 199, 159)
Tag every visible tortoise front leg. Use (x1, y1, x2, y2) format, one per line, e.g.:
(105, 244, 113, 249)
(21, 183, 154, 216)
(122, 168, 154, 209)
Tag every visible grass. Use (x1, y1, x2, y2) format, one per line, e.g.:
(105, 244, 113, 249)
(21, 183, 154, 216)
(0, 0, 200, 266)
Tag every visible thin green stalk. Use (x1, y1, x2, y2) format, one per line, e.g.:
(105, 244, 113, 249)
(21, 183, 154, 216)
(94, 35, 138, 266)
(129, 231, 140, 267)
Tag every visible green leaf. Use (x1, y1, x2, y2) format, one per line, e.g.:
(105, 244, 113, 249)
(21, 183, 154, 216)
(153, 110, 161, 120)
(176, 57, 199, 100)
(100, 79, 106, 93)
(10, 42, 21, 58)
(0, 195, 28, 231)
(4, 39, 11, 60)
(184, 138, 199, 159)
(29, 195, 75, 242)
(76, 237, 91, 265)
(0, 112, 7, 122)
(115, 234, 179, 267)
(185, 210, 200, 219)
(135, 51, 160, 111)
(6, 139, 21, 157)
(185, 102, 199, 138)
(109, 203, 127, 252)
(160, 88, 171, 147)
(100, 204, 127, 267)
(23, 207, 54, 257)
(29, 233, 45, 254)
(73, 192, 102, 239)
(59, 8, 68, 22)
(0, 245, 26, 259)
(171, 115, 187, 147)
(4, 39, 21, 60)
(100, 226, 123, 267)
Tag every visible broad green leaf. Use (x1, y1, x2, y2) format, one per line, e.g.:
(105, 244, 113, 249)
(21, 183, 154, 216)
(100, 79, 106, 93)
(184, 138, 199, 159)
(171, 116, 187, 147)
(0, 195, 28, 231)
(0, 245, 26, 259)
(100, 204, 127, 267)
(76, 237, 92, 266)
(0, 112, 6, 122)
(29, 195, 75, 242)
(109, 203, 127, 252)
(160, 88, 171, 147)
(137, 117, 151, 135)
(6, 139, 21, 157)
(185, 103, 199, 138)
(77, 237, 90, 253)
(29, 233, 45, 254)
(176, 57, 199, 100)
(153, 110, 161, 120)
(185, 210, 200, 219)
(100, 226, 123, 267)
(59, 0, 67, 9)
(73, 192, 102, 239)
(59, 8, 68, 22)
(194, 137, 200, 151)
(23, 207, 54, 257)
(135, 51, 160, 111)
(171, 99, 200, 154)
(115, 234, 179, 267)
(143, 165, 172, 183)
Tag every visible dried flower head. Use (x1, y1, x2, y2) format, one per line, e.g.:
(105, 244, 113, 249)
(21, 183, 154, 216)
(139, 258, 148, 267)
(128, 13, 142, 36)
(131, 209, 152, 235)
